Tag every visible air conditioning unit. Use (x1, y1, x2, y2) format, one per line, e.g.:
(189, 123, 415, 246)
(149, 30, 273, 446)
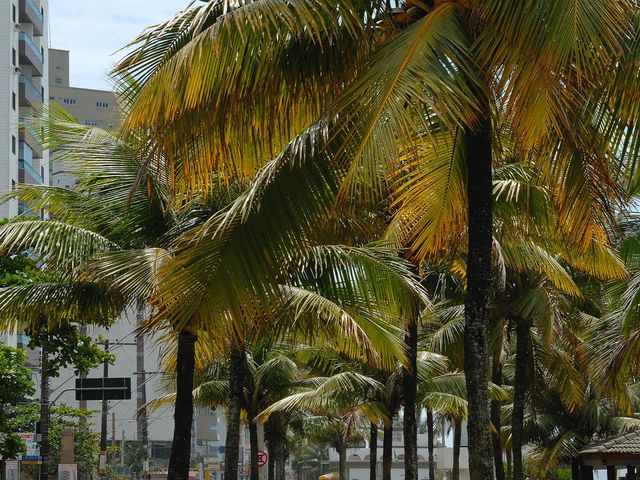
(14, 23, 21, 30)
(14, 66, 21, 73)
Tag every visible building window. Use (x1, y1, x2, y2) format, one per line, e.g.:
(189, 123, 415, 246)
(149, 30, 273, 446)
(12, 92, 16, 111)
(11, 136, 16, 155)
(84, 120, 98, 126)
(63, 98, 76, 105)
(41, 166, 44, 179)
(12, 48, 16, 66)
(55, 78, 62, 84)
(12, 180, 16, 191)
(12, 4, 16, 22)
(96, 101, 109, 109)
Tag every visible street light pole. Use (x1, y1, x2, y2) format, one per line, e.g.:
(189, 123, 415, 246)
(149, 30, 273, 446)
(100, 340, 109, 479)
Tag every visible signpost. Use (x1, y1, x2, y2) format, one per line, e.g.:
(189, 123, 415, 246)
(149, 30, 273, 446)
(75, 378, 131, 401)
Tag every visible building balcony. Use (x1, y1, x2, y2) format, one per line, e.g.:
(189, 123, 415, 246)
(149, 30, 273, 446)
(18, 159, 43, 185)
(18, 74, 43, 108)
(18, 32, 44, 76)
(19, 141, 43, 186)
(19, 0, 44, 37)
(19, 118, 43, 158)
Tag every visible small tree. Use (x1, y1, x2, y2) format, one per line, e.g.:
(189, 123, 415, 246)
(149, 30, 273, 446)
(0, 345, 35, 463)
(8, 403, 100, 475)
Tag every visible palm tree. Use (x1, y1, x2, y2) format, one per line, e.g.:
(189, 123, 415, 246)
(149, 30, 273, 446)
(260, 347, 481, 480)
(522, 314, 640, 476)
(0, 110, 219, 480)
(150, 342, 301, 480)
(112, 4, 640, 475)
(0, 223, 125, 480)
(10, 108, 431, 480)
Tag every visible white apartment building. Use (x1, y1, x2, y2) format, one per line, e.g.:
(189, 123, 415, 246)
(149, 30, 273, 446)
(0, 0, 50, 348)
(0, 0, 49, 219)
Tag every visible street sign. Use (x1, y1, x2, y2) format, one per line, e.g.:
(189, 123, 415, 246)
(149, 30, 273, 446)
(99, 453, 107, 474)
(257, 451, 268, 467)
(5, 460, 19, 480)
(17, 433, 41, 462)
(75, 377, 131, 400)
(58, 464, 78, 480)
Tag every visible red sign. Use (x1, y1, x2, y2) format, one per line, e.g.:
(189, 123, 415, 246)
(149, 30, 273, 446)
(257, 451, 268, 467)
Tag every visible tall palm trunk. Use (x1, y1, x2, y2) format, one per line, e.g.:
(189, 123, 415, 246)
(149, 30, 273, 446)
(167, 331, 197, 480)
(452, 418, 462, 480)
(369, 422, 378, 480)
(403, 316, 418, 480)
(426, 409, 435, 480)
(268, 451, 275, 480)
(463, 79, 494, 480)
(225, 342, 245, 480)
(382, 421, 392, 480)
(491, 353, 505, 480)
(512, 320, 531, 480)
(337, 440, 347, 480)
(39, 343, 50, 480)
(506, 449, 512, 480)
(249, 411, 259, 480)
(278, 449, 286, 480)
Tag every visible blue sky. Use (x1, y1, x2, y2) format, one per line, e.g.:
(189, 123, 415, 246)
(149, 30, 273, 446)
(49, 1, 191, 91)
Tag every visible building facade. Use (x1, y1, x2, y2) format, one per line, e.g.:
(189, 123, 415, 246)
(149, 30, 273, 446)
(327, 419, 471, 480)
(0, 0, 49, 348)
(48, 48, 117, 190)
(0, 0, 49, 220)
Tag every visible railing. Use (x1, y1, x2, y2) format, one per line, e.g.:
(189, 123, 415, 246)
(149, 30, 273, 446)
(19, 159, 43, 184)
(19, 32, 43, 62)
(19, 74, 43, 102)
(19, 141, 34, 165)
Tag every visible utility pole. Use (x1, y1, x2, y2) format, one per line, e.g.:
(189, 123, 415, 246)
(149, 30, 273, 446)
(136, 302, 150, 478)
(100, 340, 109, 479)
(112, 412, 116, 464)
(39, 341, 50, 480)
(78, 325, 88, 424)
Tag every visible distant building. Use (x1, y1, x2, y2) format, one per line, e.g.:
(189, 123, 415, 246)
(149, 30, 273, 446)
(327, 417, 470, 480)
(47, 48, 118, 190)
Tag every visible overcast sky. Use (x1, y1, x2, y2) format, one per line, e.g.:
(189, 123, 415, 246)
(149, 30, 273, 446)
(49, 1, 191, 91)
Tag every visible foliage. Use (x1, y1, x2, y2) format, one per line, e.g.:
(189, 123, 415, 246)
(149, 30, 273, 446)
(123, 441, 146, 475)
(0, 252, 41, 287)
(0, 345, 35, 460)
(8, 402, 100, 474)
(26, 322, 113, 378)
